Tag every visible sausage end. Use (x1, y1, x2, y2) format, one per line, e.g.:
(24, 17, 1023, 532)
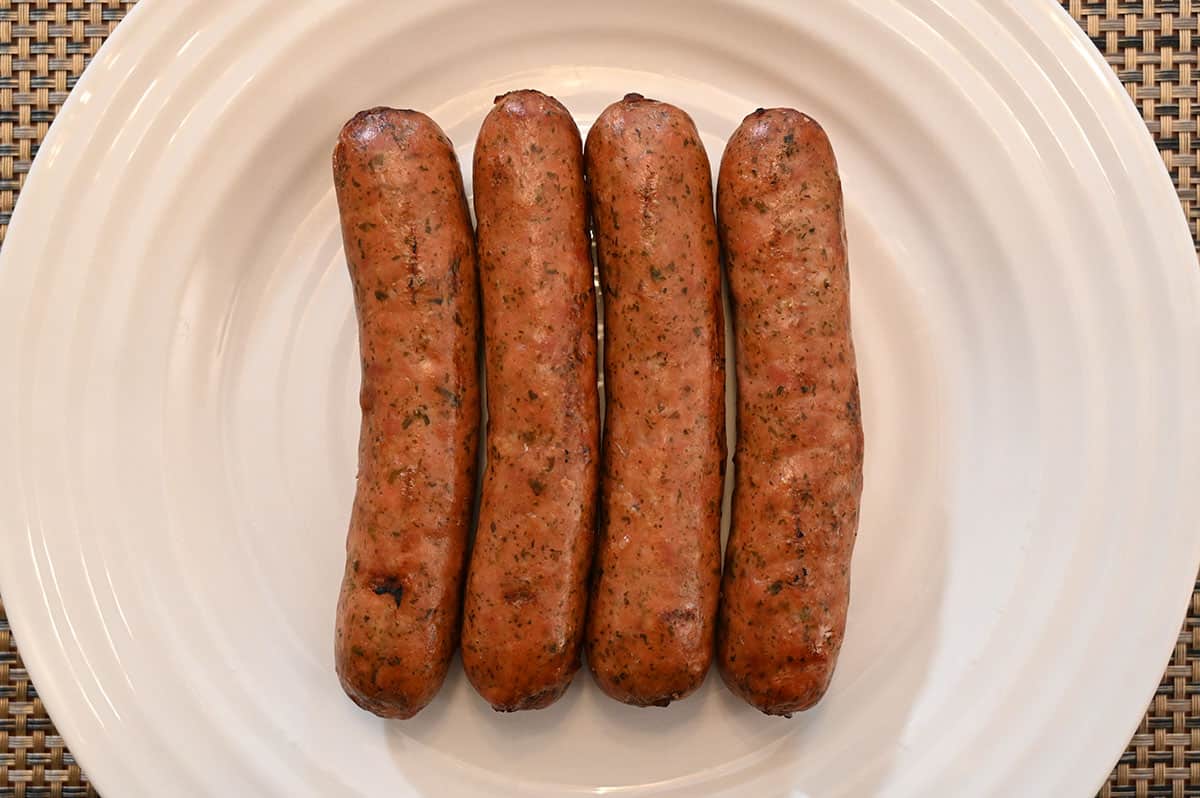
(480, 680, 573, 713)
(716, 657, 833, 717)
(335, 107, 449, 158)
(586, 648, 709, 708)
(486, 89, 575, 125)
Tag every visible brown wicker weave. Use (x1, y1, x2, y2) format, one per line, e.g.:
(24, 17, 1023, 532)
(0, 1, 1196, 796)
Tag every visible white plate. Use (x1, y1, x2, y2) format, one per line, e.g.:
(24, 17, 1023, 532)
(2, 0, 1198, 795)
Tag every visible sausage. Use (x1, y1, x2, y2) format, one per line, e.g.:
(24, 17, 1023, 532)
(460, 90, 600, 711)
(331, 107, 480, 719)
(714, 108, 864, 716)
(584, 94, 726, 707)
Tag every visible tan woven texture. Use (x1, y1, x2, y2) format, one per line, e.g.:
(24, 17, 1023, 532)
(0, 1, 1196, 796)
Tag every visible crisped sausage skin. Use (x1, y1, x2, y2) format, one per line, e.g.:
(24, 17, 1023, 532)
(584, 94, 726, 707)
(715, 108, 863, 716)
(461, 90, 600, 712)
(332, 107, 480, 719)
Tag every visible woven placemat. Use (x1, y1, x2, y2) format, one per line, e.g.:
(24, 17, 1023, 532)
(0, 1, 1196, 796)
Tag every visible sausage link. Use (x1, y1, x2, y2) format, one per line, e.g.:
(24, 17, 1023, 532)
(715, 108, 863, 716)
(584, 94, 726, 707)
(332, 108, 480, 719)
(461, 90, 600, 711)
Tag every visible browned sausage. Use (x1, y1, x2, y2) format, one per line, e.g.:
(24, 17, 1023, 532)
(584, 94, 726, 707)
(460, 90, 600, 711)
(332, 107, 480, 719)
(715, 108, 864, 716)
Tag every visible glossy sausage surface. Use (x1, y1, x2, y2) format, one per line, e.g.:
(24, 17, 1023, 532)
(584, 93, 726, 707)
(715, 108, 863, 716)
(461, 90, 600, 711)
(332, 107, 480, 719)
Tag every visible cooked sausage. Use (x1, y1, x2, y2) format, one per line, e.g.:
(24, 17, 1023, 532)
(584, 94, 726, 707)
(715, 108, 864, 716)
(332, 107, 480, 719)
(460, 90, 600, 711)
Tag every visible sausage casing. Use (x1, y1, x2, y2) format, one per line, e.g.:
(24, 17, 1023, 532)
(715, 108, 863, 716)
(461, 90, 600, 711)
(584, 94, 726, 707)
(332, 107, 480, 719)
